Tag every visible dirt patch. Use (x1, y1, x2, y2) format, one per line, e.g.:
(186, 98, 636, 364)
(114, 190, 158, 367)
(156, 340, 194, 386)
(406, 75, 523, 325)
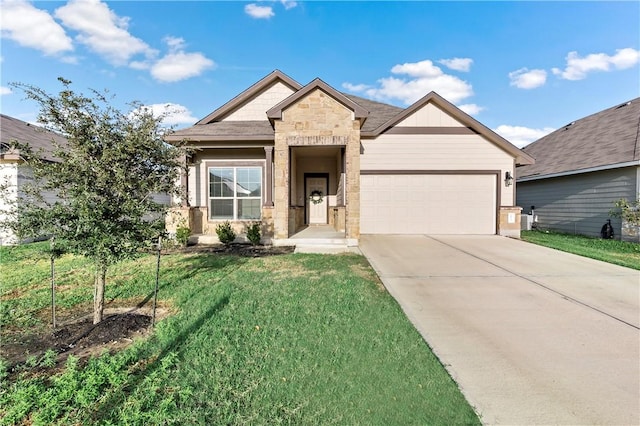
(177, 243, 295, 257)
(1, 307, 169, 377)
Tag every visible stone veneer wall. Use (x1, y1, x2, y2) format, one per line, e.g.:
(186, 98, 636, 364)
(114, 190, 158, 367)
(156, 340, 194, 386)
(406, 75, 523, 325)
(499, 206, 522, 238)
(273, 89, 361, 239)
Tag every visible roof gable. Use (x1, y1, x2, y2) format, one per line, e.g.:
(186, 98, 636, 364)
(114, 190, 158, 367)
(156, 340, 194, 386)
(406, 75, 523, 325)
(518, 97, 640, 180)
(197, 70, 302, 124)
(364, 92, 534, 165)
(266, 78, 369, 123)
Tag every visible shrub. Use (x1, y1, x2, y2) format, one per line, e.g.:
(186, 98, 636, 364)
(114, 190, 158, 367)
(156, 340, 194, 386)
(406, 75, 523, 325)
(246, 223, 261, 246)
(175, 226, 191, 247)
(215, 221, 236, 245)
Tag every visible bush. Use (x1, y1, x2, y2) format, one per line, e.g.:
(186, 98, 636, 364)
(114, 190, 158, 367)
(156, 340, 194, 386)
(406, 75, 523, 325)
(215, 221, 236, 245)
(246, 223, 261, 246)
(175, 226, 191, 247)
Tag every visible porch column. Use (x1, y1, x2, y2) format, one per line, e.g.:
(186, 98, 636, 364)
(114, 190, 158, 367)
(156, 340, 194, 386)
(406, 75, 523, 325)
(264, 146, 274, 207)
(180, 154, 189, 207)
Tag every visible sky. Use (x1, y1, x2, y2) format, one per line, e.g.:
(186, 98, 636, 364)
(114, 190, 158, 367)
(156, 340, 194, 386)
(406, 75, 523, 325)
(1, 0, 639, 148)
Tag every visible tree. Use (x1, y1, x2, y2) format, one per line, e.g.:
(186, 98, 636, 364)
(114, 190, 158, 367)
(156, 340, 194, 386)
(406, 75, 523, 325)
(4, 78, 185, 324)
(610, 195, 640, 226)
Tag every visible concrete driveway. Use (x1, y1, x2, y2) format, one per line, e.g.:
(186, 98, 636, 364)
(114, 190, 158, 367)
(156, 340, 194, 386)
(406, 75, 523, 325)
(360, 235, 640, 425)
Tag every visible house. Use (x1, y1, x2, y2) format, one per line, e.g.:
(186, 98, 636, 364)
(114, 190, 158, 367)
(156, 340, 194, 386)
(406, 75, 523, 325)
(165, 70, 534, 246)
(516, 98, 640, 242)
(0, 114, 68, 245)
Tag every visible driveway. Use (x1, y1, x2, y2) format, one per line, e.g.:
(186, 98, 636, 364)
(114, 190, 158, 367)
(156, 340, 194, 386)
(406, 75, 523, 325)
(360, 235, 640, 425)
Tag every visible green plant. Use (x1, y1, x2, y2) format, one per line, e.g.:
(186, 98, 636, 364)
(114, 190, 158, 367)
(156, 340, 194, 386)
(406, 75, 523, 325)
(175, 226, 191, 247)
(246, 222, 261, 246)
(215, 221, 236, 245)
(610, 195, 640, 226)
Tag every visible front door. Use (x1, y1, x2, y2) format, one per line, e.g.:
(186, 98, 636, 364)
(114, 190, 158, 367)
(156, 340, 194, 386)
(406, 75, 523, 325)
(306, 176, 328, 224)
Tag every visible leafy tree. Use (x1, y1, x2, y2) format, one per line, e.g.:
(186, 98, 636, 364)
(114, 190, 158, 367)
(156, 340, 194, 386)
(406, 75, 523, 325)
(3, 78, 185, 324)
(610, 195, 640, 226)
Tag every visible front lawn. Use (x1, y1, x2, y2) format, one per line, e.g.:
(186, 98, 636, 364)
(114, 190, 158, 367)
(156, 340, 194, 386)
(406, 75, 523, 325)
(521, 230, 640, 270)
(0, 245, 479, 425)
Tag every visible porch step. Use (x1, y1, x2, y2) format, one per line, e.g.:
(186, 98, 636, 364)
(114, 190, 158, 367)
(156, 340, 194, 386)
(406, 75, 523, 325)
(274, 237, 360, 254)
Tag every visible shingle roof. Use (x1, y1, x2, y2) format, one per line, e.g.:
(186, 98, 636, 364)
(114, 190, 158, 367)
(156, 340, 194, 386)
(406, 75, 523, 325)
(0, 114, 67, 162)
(517, 98, 640, 180)
(341, 93, 403, 133)
(168, 121, 275, 141)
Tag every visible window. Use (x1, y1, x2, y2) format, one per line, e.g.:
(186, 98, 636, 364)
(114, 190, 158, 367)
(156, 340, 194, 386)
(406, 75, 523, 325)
(209, 167, 262, 220)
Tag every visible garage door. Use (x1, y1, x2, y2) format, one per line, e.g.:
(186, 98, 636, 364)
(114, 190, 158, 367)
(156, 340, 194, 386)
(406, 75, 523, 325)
(360, 173, 497, 234)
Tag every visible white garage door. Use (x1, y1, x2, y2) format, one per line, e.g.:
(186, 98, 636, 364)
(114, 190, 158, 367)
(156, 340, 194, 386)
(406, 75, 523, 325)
(360, 174, 497, 234)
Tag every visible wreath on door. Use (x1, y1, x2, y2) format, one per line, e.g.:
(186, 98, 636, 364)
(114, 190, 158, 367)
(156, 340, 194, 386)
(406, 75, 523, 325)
(309, 190, 324, 205)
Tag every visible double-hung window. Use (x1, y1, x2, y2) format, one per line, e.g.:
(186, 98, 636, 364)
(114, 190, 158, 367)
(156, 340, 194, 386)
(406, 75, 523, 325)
(209, 167, 262, 220)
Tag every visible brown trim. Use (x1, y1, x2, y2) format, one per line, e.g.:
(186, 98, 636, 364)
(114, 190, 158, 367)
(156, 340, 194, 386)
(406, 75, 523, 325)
(196, 70, 301, 124)
(267, 78, 369, 122)
(264, 147, 274, 207)
(382, 127, 478, 135)
(165, 135, 274, 143)
(204, 160, 265, 168)
(360, 169, 501, 235)
(360, 169, 501, 175)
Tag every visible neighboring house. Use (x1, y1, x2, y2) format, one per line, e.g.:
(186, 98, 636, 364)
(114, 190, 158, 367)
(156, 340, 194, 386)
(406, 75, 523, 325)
(0, 114, 171, 245)
(516, 98, 640, 242)
(0, 114, 68, 245)
(165, 70, 534, 246)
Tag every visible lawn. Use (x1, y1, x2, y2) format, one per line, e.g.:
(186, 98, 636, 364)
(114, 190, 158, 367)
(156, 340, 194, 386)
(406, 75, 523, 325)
(0, 244, 480, 425)
(521, 230, 640, 270)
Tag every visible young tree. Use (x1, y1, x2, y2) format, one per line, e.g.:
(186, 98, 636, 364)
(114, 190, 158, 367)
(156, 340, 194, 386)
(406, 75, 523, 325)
(5, 78, 185, 324)
(610, 195, 640, 226)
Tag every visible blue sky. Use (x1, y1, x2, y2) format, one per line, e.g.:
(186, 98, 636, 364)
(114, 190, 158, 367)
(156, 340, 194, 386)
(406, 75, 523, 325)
(1, 0, 639, 147)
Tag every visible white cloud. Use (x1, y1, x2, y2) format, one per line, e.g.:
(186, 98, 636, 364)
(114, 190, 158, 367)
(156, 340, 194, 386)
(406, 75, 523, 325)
(245, 4, 275, 19)
(552, 48, 640, 80)
(0, 0, 73, 55)
(509, 68, 547, 89)
(54, 0, 155, 66)
(493, 125, 555, 148)
(281, 0, 298, 10)
(342, 82, 371, 93)
(360, 59, 474, 105)
(438, 57, 473, 72)
(1, 86, 12, 96)
(458, 103, 484, 115)
(139, 103, 198, 126)
(150, 37, 215, 83)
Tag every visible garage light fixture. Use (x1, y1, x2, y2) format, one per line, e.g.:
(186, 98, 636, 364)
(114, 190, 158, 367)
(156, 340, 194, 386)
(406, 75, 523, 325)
(504, 171, 513, 187)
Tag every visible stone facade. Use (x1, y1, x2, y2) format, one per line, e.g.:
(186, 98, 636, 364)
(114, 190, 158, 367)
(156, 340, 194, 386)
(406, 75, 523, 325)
(498, 206, 522, 238)
(273, 88, 361, 239)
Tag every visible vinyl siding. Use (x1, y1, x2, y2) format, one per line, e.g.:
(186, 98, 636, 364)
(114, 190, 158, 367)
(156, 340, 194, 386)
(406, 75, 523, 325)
(361, 134, 515, 205)
(516, 166, 638, 238)
(395, 103, 464, 127)
(223, 82, 295, 121)
(0, 163, 18, 244)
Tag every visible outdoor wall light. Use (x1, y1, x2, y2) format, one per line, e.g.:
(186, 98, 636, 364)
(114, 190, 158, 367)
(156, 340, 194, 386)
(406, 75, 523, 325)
(504, 171, 513, 187)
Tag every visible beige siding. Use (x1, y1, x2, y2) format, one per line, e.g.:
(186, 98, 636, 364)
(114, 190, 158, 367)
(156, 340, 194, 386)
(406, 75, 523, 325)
(224, 82, 295, 121)
(361, 134, 515, 205)
(396, 103, 464, 127)
(0, 163, 18, 244)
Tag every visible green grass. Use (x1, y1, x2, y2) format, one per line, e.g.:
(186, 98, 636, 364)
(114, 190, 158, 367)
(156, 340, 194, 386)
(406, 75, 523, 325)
(0, 245, 480, 425)
(521, 230, 640, 270)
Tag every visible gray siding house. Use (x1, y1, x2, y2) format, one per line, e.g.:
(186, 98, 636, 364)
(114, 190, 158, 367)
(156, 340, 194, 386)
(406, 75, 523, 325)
(516, 98, 640, 242)
(0, 114, 67, 244)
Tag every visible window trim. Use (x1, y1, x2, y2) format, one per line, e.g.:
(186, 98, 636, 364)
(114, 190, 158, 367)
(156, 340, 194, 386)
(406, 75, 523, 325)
(206, 161, 264, 221)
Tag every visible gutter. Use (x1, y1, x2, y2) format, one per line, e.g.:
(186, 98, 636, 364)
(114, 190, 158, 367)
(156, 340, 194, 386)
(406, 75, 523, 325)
(517, 160, 640, 182)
